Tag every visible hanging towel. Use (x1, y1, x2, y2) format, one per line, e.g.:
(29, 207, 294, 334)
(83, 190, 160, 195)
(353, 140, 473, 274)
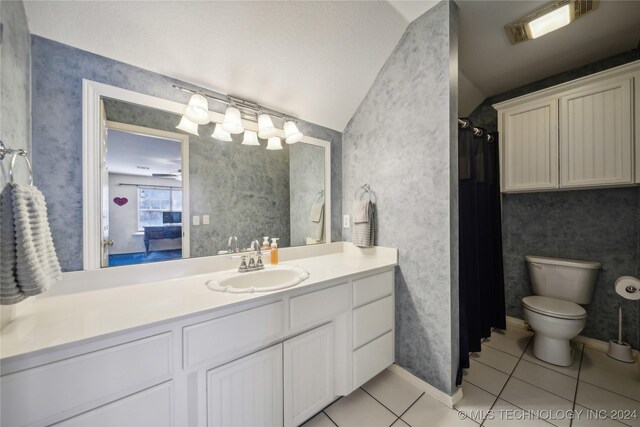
(0, 183, 61, 304)
(352, 200, 376, 248)
(0, 186, 23, 304)
(308, 202, 325, 243)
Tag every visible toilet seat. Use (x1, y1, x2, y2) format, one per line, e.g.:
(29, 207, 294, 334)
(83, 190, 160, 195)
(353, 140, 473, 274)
(522, 296, 586, 320)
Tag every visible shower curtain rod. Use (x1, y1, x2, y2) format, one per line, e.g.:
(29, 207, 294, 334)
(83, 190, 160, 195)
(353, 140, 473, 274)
(458, 119, 494, 141)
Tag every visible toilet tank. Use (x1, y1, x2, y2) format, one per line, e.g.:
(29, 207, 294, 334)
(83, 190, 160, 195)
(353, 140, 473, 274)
(525, 255, 601, 304)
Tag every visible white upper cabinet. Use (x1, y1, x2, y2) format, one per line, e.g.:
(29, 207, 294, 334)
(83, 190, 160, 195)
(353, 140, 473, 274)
(494, 61, 640, 193)
(560, 77, 633, 187)
(501, 99, 559, 192)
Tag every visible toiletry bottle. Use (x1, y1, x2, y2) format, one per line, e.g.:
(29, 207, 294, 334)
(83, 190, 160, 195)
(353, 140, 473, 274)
(262, 236, 270, 251)
(270, 238, 279, 265)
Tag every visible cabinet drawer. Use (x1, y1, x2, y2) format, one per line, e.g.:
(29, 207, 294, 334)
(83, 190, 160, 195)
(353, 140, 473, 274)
(184, 301, 283, 369)
(289, 283, 349, 332)
(353, 296, 393, 349)
(55, 382, 173, 426)
(353, 270, 393, 308)
(353, 331, 394, 389)
(1, 333, 172, 427)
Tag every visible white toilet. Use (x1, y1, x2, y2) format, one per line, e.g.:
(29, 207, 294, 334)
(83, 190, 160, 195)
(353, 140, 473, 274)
(522, 255, 601, 366)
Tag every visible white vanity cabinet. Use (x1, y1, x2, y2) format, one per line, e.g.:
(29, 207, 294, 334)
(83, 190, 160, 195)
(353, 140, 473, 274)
(352, 270, 395, 389)
(495, 61, 640, 193)
(0, 265, 396, 427)
(0, 332, 174, 427)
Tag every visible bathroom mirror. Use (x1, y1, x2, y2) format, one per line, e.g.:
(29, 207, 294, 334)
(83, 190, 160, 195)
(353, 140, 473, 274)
(83, 80, 330, 269)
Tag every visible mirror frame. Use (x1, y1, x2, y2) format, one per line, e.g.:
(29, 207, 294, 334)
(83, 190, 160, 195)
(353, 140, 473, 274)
(82, 79, 331, 270)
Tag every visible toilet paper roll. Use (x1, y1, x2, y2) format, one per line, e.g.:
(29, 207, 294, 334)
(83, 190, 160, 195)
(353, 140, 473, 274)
(615, 276, 640, 300)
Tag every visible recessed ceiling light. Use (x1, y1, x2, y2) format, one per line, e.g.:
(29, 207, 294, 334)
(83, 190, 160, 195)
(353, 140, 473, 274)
(505, 0, 599, 44)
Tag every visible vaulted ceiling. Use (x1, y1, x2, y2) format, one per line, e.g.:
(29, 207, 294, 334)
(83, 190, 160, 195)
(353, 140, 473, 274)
(23, 1, 640, 129)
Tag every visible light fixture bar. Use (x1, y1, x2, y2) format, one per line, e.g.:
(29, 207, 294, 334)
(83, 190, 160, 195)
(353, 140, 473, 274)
(172, 85, 292, 122)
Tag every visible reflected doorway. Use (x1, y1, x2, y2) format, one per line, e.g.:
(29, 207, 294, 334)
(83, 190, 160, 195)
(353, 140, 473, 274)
(103, 120, 190, 267)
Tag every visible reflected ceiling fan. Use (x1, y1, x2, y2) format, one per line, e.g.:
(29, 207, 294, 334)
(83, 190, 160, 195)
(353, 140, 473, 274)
(152, 168, 182, 180)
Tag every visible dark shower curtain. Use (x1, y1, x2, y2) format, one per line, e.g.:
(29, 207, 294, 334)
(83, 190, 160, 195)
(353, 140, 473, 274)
(456, 121, 506, 386)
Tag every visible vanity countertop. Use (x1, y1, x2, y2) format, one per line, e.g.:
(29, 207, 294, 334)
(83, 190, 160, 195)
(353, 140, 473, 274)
(0, 244, 397, 362)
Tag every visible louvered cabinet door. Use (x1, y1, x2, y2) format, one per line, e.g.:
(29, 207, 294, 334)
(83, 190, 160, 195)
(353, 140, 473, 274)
(560, 77, 633, 188)
(501, 99, 559, 192)
(284, 323, 335, 427)
(207, 344, 283, 427)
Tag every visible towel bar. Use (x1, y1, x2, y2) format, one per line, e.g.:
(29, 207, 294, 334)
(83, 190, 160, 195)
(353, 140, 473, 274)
(355, 184, 376, 202)
(1, 141, 33, 185)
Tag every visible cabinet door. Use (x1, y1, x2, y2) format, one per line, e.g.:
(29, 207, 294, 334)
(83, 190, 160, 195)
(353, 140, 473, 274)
(284, 323, 335, 427)
(560, 77, 633, 187)
(501, 99, 559, 192)
(207, 344, 283, 427)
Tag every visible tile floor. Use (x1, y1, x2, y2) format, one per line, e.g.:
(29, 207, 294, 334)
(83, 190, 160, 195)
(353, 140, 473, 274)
(304, 325, 640, 427)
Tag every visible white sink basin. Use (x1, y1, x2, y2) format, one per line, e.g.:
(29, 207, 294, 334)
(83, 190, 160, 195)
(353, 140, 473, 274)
(206, 265, 310, 293)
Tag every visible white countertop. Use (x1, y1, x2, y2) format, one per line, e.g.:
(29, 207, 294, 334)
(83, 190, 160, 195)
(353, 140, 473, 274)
(0, 243, 397, 361)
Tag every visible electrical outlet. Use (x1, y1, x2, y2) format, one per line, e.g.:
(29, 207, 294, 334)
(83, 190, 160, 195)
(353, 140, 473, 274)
(192, 215, 200, 226)
(203, 215, 210, 225)
(343, 215, 350, 228)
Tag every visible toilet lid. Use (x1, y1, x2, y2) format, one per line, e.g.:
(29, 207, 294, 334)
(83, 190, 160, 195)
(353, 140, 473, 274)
(522, 296, 586, 319)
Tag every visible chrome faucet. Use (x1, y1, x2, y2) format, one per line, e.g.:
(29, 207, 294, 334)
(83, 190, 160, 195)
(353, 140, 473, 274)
(246, 239, 264, 271)
(228, 235, 239, 253)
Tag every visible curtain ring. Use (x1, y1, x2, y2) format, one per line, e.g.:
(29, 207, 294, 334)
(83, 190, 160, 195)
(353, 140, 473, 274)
(10, 151, 33, 185)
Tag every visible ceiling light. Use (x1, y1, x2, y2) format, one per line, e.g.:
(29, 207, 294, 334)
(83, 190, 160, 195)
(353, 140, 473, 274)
(242, 130, 260, 146)
(258, 113, 277, 139)
(528, 3, 571, 39)
(176, 115, 199, 136)
(266, 137, 283, 151)
(284, 120, 303, 144)
(222, 105, 244, 134)
(184, 93, 210, 125)
(504, 0, 598, 44)
(211, 124, 232, 141)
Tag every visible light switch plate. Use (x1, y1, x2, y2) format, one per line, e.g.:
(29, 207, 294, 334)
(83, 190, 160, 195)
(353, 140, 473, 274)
(343, 215, 350, 228)
(193, 215, 200, 226)
(203, 215, 210, 225)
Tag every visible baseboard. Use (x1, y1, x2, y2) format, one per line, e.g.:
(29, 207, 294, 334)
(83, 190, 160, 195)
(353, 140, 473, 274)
(387, 364, 463, 408)
(506, 315, 639, 356)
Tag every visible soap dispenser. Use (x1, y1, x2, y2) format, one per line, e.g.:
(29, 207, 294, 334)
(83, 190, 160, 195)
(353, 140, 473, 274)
(262, 236, 270, 251)
(270, 238, 279, 265)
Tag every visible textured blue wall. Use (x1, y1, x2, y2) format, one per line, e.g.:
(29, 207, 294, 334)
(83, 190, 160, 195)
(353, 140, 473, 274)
(469, 50, 640, 349)
(31, 36, 342, 271)
(343, 1, 459, 394)
(0, 0, 31, 186)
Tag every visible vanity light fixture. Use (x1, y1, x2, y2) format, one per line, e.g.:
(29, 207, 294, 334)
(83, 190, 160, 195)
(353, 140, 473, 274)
(258, 113, 277, 139)
(184, 93, 210, 125)
(176, 114, 199, 136)
(242, 130, 260, 146)
(172, 85, 304, 149)
(222, 104, 244, 134)
(283, 120, 303, 144)
(266, 137, 283, 150)
(505, 0, 598, 44)
(211, 124, 232, 142)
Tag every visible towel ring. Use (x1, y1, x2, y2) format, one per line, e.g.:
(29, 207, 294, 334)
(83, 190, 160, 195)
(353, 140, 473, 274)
(314, 190, 325, 203)
(10, 151, 33, 185)
(355, 184, 376, 202)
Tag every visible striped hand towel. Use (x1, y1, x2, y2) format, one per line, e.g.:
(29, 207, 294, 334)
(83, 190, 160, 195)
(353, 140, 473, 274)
(0, 183, 61, 304)
(352, 200, 376, 248)
(308, 202, 325, 243)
